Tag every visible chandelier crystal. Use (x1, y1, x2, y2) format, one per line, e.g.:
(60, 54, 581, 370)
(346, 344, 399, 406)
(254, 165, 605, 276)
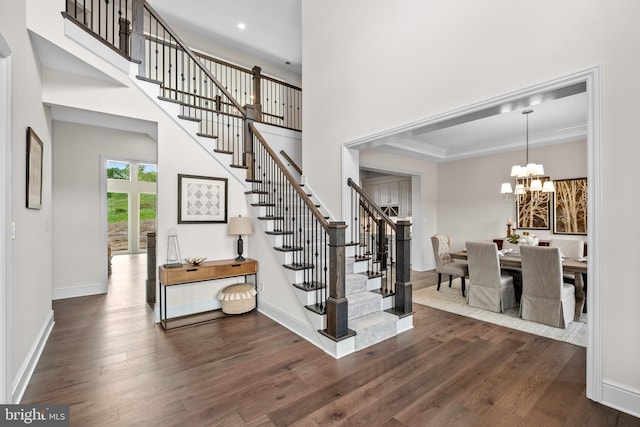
(501, 109, 555, 203)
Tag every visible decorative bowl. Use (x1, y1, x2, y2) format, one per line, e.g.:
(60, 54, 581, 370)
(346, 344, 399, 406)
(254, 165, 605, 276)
(185, 257, 207, 265)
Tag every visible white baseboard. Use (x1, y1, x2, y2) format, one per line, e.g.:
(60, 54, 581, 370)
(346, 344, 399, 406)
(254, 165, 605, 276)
(52, 282, 107, 300)
(12, 310, 54, 403)
(602, 380, 640, 418)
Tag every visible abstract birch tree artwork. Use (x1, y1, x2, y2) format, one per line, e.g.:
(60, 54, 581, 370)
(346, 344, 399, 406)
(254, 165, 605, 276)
(554, 178, 587, 234)
(516, 177, 551, 230)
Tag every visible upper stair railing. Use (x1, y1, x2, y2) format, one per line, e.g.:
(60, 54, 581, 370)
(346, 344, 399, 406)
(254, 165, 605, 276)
(63, 0, 133, 57)
(63, 0, 302, 132)
(347, 178, 413, 315)
(194, 52, 302, 131)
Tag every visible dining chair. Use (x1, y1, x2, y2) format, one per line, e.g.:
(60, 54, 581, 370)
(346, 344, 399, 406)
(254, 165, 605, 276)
(520, 246, 575, 328)
(549, 238, 584, 258)
(549, 238, 585, 284)
(466, 241, 517, 313)
(431, 234, 468, 296)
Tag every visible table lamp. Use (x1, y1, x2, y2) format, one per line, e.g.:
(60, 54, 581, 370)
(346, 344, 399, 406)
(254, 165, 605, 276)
(228, 215, 252, 261)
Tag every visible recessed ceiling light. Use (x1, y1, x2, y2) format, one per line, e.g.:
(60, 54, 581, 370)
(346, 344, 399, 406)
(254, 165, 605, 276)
(237, 23, 246, 30)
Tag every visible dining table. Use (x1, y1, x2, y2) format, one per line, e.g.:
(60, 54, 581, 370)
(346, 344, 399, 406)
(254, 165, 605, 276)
(450, 249, 587, 321)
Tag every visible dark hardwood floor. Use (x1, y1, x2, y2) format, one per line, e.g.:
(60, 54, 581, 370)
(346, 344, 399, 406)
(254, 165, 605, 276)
(22, 255, 639, 426)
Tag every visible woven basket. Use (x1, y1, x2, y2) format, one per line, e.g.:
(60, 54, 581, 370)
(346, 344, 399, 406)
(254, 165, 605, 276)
(218, 283, 257, 314)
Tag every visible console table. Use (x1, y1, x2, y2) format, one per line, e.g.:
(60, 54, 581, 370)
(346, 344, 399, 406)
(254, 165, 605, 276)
(158, 258, 258, 330)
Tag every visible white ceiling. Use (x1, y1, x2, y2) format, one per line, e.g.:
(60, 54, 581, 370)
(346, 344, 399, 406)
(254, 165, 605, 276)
(373, 90, 588, 163)
(147, 0, 302, 73)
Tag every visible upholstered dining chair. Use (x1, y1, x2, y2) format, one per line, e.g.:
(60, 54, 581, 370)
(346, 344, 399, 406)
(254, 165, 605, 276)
(549, 238, 585, 284)
(466, 241, 517, 313)
(431, 234, 468, 296)
(520, 246, 575, 328)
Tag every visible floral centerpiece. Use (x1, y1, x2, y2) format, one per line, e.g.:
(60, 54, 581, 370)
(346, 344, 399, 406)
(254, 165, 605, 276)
(507, 231, 539, 246)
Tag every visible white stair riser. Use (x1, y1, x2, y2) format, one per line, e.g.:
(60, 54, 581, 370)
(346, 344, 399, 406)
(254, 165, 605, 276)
(307, 310, 326, 331)
(381, 295, 393, 311)
(351, 259, 369, 274)
(366, 276, 382, 291)
(294, 286, 323, 306)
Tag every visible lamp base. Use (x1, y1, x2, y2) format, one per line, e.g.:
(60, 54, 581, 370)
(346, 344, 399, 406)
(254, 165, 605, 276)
(235, 235, 245, 262)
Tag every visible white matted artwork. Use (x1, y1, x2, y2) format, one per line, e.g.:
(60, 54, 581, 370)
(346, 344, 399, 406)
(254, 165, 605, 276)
(178, 174, 227, 223)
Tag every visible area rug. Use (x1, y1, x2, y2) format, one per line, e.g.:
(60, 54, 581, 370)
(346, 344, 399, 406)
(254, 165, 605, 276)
(413, 279, 587, 347)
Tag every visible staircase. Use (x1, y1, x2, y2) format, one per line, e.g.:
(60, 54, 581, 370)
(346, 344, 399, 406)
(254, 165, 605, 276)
(62, 0, 413, 357)
(247, 185, 405, 353)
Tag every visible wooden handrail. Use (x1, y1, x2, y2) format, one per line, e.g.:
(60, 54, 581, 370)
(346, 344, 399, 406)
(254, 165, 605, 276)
(347, 178, 397, 232)
(140, 1, 246, 116)
(194, 49, 302, 91)
(250, 123, 329, 231)
(279, 150, 302, 175)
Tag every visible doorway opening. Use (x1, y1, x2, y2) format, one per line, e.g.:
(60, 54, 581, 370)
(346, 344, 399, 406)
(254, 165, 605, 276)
(345, 68, 602, 399)
(106, 159, 157, 255)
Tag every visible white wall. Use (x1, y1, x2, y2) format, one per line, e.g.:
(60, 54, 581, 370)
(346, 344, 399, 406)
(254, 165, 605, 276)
(302, 0, 640, 414)
(1, 0, 54, 402)
(52, 122, 157, 298)
(438, 140, 587, 252)
(254, 123, 302, 178)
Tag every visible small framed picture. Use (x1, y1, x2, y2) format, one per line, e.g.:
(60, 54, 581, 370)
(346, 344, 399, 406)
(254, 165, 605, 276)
(178, 174, 228, 223)
(26, 127, 44, 210)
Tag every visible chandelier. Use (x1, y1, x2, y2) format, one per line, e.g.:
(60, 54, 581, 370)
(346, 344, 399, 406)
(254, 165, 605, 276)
(501, 109, 555, 203)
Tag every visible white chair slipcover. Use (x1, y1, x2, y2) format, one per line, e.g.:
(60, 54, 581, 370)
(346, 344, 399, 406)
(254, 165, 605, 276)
(520, 246, 575, 328)
(466, 241, 517, 313)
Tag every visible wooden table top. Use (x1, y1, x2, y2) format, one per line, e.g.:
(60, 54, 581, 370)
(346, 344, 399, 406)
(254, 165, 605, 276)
(450, 250, 587, 273)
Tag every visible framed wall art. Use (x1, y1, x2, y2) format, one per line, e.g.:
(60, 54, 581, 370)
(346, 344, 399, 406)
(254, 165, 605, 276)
(178, 174, 228, 224)
(554, 177, 587, 235)
(516, 176, 551, 230)
(26, 127, 44, 210)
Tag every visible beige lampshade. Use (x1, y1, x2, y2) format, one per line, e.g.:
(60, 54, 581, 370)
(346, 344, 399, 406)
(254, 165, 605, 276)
(530, 179, 543, 191)
(542, 180, 556, 192)
(228, 216, 253, 236)
(500, 183, 513, 194)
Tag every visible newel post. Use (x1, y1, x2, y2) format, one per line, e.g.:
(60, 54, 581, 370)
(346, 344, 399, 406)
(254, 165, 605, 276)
(252, 66, 263, 121)
(130, 0, 145, 75)
(394, 220, 413, 314)
(243, 105, 256, 181)
(324, 221, 350, 339)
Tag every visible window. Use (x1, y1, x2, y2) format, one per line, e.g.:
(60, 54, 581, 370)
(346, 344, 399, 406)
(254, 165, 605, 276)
(106, 160, 156, 254)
